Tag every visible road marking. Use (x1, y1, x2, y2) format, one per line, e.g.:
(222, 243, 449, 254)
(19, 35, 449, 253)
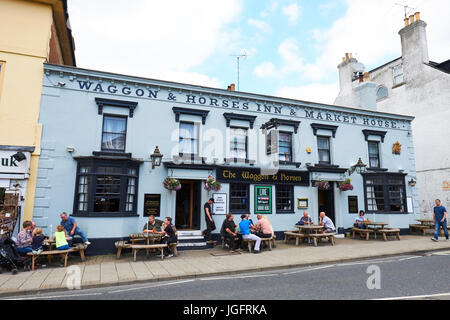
(397, 256, 422, 262)
(108, 279, 195, 294)
(200, 274, 278, 281)
(4, 292, 103, 300)
(282, 265, 335, 275)
(376, 292, 450, 300)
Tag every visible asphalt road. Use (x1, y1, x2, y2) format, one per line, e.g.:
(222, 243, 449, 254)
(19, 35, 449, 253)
(3, 252, 450, 300)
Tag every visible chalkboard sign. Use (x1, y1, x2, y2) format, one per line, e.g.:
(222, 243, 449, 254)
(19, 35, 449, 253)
(144, 194, 161, 217)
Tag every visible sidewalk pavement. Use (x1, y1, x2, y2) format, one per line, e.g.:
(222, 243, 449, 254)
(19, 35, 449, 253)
(1, 235, 449, 297)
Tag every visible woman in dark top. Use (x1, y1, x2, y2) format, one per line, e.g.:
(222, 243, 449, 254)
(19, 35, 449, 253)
(160, 217, 177, 258)
(222, 213, 243, 252)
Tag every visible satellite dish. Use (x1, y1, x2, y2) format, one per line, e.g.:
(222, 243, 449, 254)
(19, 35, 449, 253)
(352, 62, 365, 73)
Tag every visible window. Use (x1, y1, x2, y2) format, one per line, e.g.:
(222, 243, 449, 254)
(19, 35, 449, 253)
(229, 127, 248, 159)
(376, 86, 388, 100)
(74, 160, 139, 215)
(368, 141, 380, 168)
(101, 116, 127, 152)
(279, 132, 293, 162)
(276, 185, 294, 213)
(230, 184, 249, 213)
(179, 122, 199, 155)
(393, 65, 404, 86)
(317, 136, 331, 164)
(364, 174, 407, 214)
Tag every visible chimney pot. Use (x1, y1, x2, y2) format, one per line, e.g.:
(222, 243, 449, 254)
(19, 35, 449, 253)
(414, 12, 420, 21)
(349, 53, 353, 59)
(404, 18, 409, 27)
(228, 83, 235, 91)
(409, 15, 415, 25)
(364, 72, 370, 82)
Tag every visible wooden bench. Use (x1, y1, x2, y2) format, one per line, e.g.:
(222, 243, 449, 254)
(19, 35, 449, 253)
(115, 241, 131, 259)
(26, 244, 88, 271)
(130, 244, 167, 262)
(376, 228, 400, 241)
(284, 231, 308, 246)
(242, 236, 275, 252)
(352, 228, 375, 240)
(309, 233, 336, 247)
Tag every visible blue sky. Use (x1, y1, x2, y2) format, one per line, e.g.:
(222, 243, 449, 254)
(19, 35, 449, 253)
(68, 0, 450, 104)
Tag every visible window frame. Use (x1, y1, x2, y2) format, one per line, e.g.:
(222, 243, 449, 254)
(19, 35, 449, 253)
(229, 126, 248, 160)
(317, 135, 331, 165)
(276, 185, 295, 214)
(363, 173, 408, 215)
(392, 65, 404, 86)
(178, 121, 200, 157)
(101, 114, 128, 153)
(73, 159, 140, 217)
(376, 85, 388, 101)
(368, 141, 381, 169)
(229, 183, 250, 214)
(278, 131, 293, 162)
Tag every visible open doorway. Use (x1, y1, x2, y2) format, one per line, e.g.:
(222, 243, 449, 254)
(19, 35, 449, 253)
(175, 180, 201, 230)
(318, 182, 335, 224)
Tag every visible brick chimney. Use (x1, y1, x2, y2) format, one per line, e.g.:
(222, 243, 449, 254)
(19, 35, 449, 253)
(399, 12, 429, 82)
(334, 53, 359, 107)
(227, 84, 236, 91)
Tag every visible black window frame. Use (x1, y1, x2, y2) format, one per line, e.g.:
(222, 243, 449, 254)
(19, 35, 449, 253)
(101, 114, 128, 152)
(363, 173, 408, 215)
(229, 126, 248, 161)
(276, 185, 294, 214)
(278, 131, 293, 162)
(368, 141, 381, 168)
(73, 159, 140, 217)
(317, 136, 331, 165)
(229, 183, 250, 214)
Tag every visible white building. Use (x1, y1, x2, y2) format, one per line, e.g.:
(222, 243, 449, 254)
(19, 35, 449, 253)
(334, 12, 450, 217)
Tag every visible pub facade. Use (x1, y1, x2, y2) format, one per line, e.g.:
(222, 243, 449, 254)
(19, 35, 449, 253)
(34, 63, 419, 253)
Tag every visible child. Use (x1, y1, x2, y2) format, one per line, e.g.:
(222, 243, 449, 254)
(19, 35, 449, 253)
(53, 225, 70, 250)
(31, 228, 47, 255)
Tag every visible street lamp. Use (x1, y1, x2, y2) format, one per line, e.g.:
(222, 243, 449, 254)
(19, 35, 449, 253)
(348, 158, 367, 175)
(408, 178, 417, 187)
(150, 146, 163, 169)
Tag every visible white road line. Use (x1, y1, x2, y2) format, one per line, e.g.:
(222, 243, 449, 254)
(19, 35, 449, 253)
(4, 292, 103, 300)
(376, 292, 450, 300)
(108, 279, 195, 294)
(282, 265, 335, 275)
(398, 256, 422, 262)
(200, 274, 278, 281)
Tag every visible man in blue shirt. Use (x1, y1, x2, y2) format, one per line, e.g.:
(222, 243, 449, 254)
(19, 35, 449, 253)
(60, 212, 90, 246)
(431, 199, 449, 242)
(239, 215, 261, 254)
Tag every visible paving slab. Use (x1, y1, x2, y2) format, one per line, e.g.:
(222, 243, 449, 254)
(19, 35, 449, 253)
(130, 261, 155, 281)
(170, 259, 203, 275)
(144, 261, 171, 279)
(100, 262, 119, 285)
(19, 269, 52, 292)
(40, 267, 68, 289)
(81, 264, 100, 287)
(116, 262, 137, 282)
(158, 260, 187, 277)
(0, 271, 35, 294)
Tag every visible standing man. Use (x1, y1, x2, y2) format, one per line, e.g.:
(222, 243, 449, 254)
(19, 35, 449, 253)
(60, 212, 90, 246)
(203, 198, 216, 244)
(319, 212, 336, 234)
(431, 199, 449, 242)
(239, 214, 261, 254)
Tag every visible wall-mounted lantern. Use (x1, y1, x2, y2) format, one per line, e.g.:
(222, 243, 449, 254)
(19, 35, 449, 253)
(151, 146, 163, 169)
(408, 178, 417, 187)
(348, 158, 367, 176)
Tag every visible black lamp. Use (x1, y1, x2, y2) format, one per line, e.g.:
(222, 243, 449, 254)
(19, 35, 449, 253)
(348, 158, 367, 175)
(151, 146, 163, 169)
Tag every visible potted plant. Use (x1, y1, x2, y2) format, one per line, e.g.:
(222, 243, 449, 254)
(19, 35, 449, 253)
(163, 177, 181, 191)
(205, 176, 222, 192)
(338, 178, 354, 191)
(313, 180, 330, 190)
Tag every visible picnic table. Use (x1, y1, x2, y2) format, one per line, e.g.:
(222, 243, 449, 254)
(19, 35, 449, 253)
(293, 225, 335, 246)
(417, 219, 434, 226)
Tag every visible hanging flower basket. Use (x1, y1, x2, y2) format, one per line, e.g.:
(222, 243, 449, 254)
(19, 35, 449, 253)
(313, 180, 330, 190)
(163, 177, 181, 191)
(205, 175, 222, 192)
(338, 178, 354, 192)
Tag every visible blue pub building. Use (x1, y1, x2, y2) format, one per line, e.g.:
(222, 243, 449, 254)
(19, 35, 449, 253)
(34, 63, 419, 254)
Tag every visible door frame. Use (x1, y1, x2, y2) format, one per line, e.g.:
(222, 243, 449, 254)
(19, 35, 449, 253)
(175, 179, 201, 230)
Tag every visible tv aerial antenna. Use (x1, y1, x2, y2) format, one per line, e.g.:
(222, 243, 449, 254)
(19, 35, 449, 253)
(229, 51, 248, 91)
(395, 2, 416, 19)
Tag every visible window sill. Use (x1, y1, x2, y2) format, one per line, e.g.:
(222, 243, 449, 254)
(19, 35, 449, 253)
(279, 161, 302, 168)
(392, 82, 405, 89)
(72, 212, 140, 218)
(276, 211, 296, 215)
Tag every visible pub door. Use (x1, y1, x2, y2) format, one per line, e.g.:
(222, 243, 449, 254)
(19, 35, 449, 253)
(318, 182, 335, 224)
(175, 180, 201, 230)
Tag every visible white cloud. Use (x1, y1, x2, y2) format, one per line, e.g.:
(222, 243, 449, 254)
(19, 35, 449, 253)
(67, 0, 242, 88)
(248, 18, 272, 34)
(276, 83, 340, 105)
(253, 62, 276, 78)
(282, 3, 301, 25)
(278, 38, 303, 72)
(260, 1, 279, 18)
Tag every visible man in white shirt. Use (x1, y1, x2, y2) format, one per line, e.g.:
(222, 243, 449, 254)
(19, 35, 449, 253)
(319, 211, 336, 234)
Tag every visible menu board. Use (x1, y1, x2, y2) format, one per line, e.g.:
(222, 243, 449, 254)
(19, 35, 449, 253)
(144, 194, 161, 217)
(213, 193, 227, 215)
(254, 186, 272, 214)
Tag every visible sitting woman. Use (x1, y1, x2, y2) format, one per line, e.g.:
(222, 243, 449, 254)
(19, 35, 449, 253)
(159, 217, 177, 258)
(16, 221, 34, 254)
(356, 210, 367, 229)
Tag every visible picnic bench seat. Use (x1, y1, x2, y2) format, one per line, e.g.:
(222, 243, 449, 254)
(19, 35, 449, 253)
(409, 224, 430, 236)
(130, 244, 167, 262)
(26, 244, 88, 270)
(352, 227, 375, 240)
(284, 231, 308, 246)
(376, 228, 401, 241)
(115, 240, 178, 259)
(242, 235, 276, 252)
(309, 233, 336, 247)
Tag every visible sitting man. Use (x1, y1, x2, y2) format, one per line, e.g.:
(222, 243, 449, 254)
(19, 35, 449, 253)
(159, 217, 178, 258)
(296, 212, 313, 226)
(239, 214, 261, 254)
(60, 212, 90, 246)
(255, 214, 273, 239)
(16, 221, 33, 254)
(355, 210, 367, 229)
(143, 215, 163, 233)
(319, 211, 336, 234)
(222, 213, 243, 252)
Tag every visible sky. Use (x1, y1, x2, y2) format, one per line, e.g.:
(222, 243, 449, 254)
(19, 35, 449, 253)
(68, 0, 450, 105)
